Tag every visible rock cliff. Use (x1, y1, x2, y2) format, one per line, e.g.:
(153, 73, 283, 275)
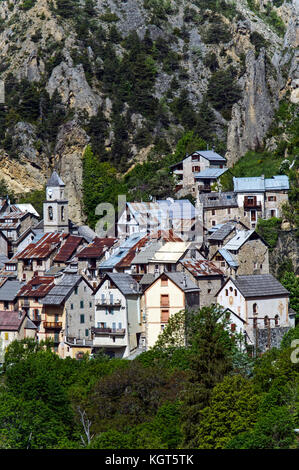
(0, 0, 297, 222)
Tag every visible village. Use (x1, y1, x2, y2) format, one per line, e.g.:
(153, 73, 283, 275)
(0, 148, 295, 361)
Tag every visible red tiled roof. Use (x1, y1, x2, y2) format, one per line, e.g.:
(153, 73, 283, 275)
(0, 310, 26, 331)
(150, 229, 183, 242)
(53, 235, 84, 263)
(18, 276, 55, 298)
(13, 232, 68, 260)
(78, 237, 117, 259)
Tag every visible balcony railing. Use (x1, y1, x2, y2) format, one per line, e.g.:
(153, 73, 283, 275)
(243, 201, 262, 210)
(43, 321, 62, 329)
(91, 327, 126, 336)
(96, 298, 122, 307)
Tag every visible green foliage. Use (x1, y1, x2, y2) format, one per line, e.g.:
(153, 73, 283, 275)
(20, 0, 36, 10)
(207, 67, 242, 119)
(195, 375, 260, 448)
(280, 272, 299, 315)
(202, 18, 231, 44)
(256, 217, 282, 249)
(55, 0, 79, 18)
(18, 187, 45, 218)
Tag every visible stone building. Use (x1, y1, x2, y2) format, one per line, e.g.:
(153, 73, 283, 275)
(43, 171, 69, 234)
(216, 274, 294, 351)
(170, 149, 227, 195)
(0, 311, 37, 363)
(177, 258, 225, 307)
(211, 230, 269, 277)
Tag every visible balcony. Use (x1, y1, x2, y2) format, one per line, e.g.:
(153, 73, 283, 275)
(91, 327, 126, 336)
(243, 197, 262, 210)
(96, 298, 122, 307)
(43, 321, 62, 329)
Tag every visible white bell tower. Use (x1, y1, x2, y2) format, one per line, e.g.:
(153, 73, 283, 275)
(43, 171, 69, 233)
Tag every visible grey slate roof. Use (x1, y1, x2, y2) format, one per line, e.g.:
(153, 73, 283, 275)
(132, 241, 162, 264)
(41, 274, 82, 305)
(105, 272, 139, 295)
(198, 192, 238, 209)
(0, 280, 23, 301)
(165, 272, 200, 292)
(208, 223, 235, 241)
(0, 254, 9, 270)
(232, 274, 289, 298)
(139, 273, 156, 285)
(25, 317, 38, 330)
(47, 171, 65, 187)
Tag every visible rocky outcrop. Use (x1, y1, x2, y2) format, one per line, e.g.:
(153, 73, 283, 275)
(269, 230, 299, 277)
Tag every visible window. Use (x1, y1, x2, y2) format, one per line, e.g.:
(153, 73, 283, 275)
(161, 294, 169, 307)
(61, 206, 65, 221)
(70, 303, 73, 310)
(161, 309, 169, 322)
(48, 206, 53, 221)
(212, 220, 216, 226)
(89, 302, 92, 308)
(227, 208, 231, 215)
(80, 314, 85, 324)
(4, 301, 8, 310)
(118, 322, 122, 330)
(192, 155, 199, 162)
(212, 209, 216, 215)
(275, 315, 279, 327)
(74, 287, 78, 295)
(268, 196, 276, 201)
(234, 289, 237, 296)
(112, 322, 116, 331)
(253, 303, 257, 314)
(264, 316, 269, 327)
(225, 289, 228, 296)
(192, 166, 200, 172)
(80, 300, 84, 308)
(37, 260, 42, 266)
(85, 329, 89, 337)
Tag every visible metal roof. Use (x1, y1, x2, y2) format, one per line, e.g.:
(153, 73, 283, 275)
(12, 232, 68, 261)
(180, 258, 224, 277)
(194, 168, 228, 179)
(77, 225, 97, 242)
(77, 237, 116, 259)
(15, 204, 40, 217)
(47, 171, 65, 187)
(0, 279, 23, 301)
(233, 175, 289, 192)
(53, 235, 84, 262)
(18, 276, 55, 298)
(218, 249, 239, 268)
(100, 233, 147, 269)
(149, 242, 191, 263)
(41, 274, 82, 305)
(231, 274, 289, 298)
(223, 230, 255, 251)
(192, 150, 227, 162)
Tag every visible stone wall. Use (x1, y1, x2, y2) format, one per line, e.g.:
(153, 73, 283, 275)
(253, 326, 291, 353)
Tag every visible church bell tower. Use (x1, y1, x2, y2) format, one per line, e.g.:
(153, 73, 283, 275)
(43, 171, 69, 233)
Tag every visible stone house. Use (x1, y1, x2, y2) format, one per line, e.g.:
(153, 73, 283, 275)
(92, 273, 142, 358)
(177, 258, 225, 307)
(211, 230, 269, 277)
(206, 220, 250, 259)
(197, 192, 241, 229)
(170, 149, 227, 195)
(142, 271, 200, 350)
(41, 274, 94, 358)
(0, 278, 23, 311)
(233, 175, 289, 229)
(77, 237, 118, 283)
(216, 274, 294, 350)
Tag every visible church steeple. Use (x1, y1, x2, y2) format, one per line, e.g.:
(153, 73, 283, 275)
(43, 171, 69, 234)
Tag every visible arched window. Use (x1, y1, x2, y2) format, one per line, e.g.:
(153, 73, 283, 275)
(264, 316, 269, 327)
(253, 303, 257, 314)
(61, 206, 65, 221)
(48, 206, 53, 221)
(275, 315, 279, 327)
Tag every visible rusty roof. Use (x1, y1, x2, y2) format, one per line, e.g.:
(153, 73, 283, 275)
(115, 235, 149, 268)
(180, 258, 224, 277)
(53, 235, 84, 263)
(78, 237, 117, 259)
(13, 232, 68, 260)
(150, 229, 183, 242)
(18, 275, 55, 298)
